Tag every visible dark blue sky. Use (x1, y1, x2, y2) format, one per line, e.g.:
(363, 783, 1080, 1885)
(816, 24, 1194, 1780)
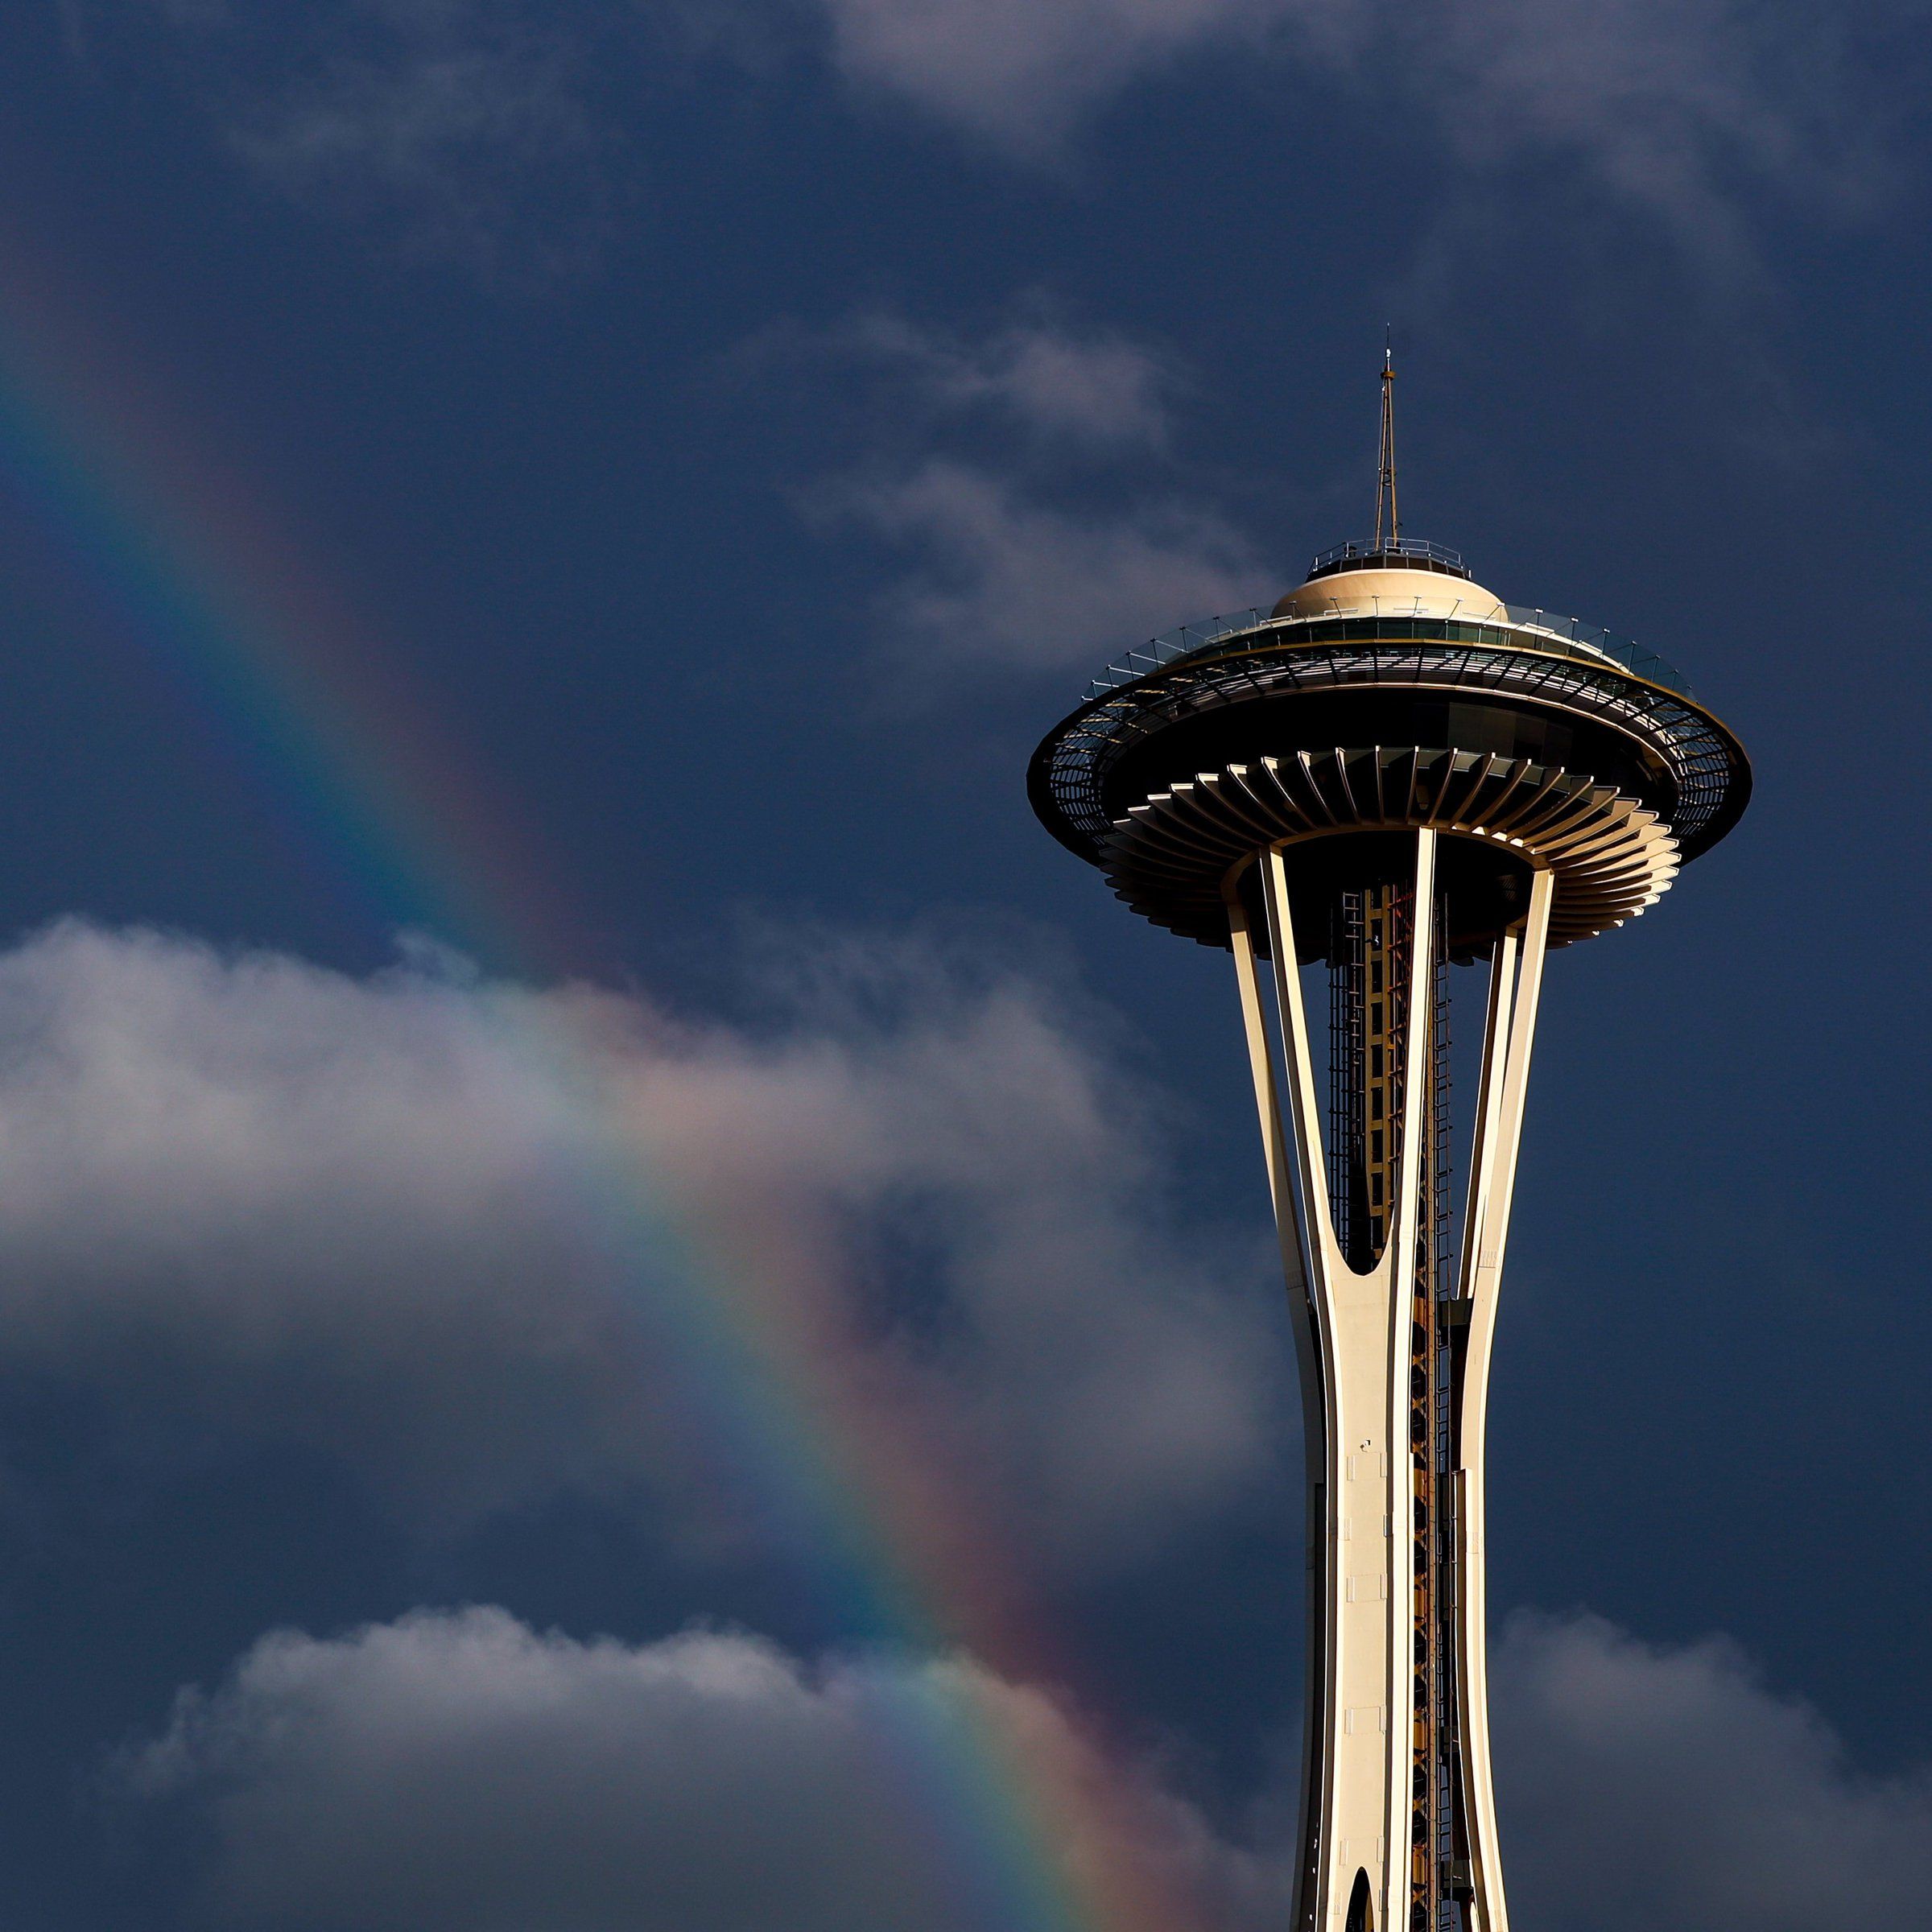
(0, 3, 1925, 1928)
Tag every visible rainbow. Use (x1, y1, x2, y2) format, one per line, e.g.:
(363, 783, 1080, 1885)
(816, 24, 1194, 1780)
(0, 213, 1227, 1932)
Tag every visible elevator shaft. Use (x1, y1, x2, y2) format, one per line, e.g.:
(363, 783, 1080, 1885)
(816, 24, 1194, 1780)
(1328, 884, 1451, 1932)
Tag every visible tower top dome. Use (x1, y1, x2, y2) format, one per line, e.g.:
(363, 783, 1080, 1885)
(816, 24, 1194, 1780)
(1274, 541, 1507, 622)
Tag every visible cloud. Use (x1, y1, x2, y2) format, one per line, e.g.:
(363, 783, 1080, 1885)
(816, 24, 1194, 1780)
(107, 0, 1889, 275)
(229, 38, 609, 274)
(815, 0, 1889, 250)
(794, 313, 1272, 668)
(105, 0, 621, 275)
(836, 312, 1179, 448)
(1494, 1611, 1932, 1930)
(824, 458, 1268, 666)
(124, 1605, 1289, 1932)
(1430, 0, 1885, 268)
(123, 1602, 1932, 1930)
(818, 0, 1339, 151)
(0, 921, 1282, 1554)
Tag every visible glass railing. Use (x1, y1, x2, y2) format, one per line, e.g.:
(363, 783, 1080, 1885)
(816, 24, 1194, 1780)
(1311, 537, 1467, 572)
(1082, 603, 1695, 703)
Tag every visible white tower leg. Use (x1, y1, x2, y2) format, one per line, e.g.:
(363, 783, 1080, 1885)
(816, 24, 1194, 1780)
(1449, 865, 1553, 1932)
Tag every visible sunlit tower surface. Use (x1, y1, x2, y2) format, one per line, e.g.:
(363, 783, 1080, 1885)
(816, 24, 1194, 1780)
(1027, 362, 1749, 1932)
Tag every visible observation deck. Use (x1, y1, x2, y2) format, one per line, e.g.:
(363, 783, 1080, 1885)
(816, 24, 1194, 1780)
(1028, 543, 1751, 956)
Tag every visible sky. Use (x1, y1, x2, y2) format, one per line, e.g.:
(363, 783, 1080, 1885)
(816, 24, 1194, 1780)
(0, 2, 1926, 1928)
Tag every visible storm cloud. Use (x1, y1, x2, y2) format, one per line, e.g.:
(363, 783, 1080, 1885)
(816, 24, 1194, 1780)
(126, 1606, 1932, 1932)
(0, 920, 1282, 1554)
(125, 1605, 1287, 1932)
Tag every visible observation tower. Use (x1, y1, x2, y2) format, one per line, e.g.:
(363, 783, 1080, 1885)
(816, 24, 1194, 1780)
(1027, 357, 1748, 1932)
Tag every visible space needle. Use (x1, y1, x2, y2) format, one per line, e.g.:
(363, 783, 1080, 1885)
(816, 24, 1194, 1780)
(1028, 357, 1749, 1932)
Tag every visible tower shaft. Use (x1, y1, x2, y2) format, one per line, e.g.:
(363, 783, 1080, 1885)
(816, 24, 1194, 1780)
(1231, 832, 1553, 1932)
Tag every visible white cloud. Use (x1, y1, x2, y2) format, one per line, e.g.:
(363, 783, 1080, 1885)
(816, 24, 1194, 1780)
(0, 921, 1282, 1554)
(825, 458, 1269, 666)
(1494, 1611, 1932, 1930)
(840, 312, 1179, 448)
(126, 1605, 1289, 1932)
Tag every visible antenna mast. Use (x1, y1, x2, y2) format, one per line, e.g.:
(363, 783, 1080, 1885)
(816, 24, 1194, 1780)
(1374, 335, 1398, 550)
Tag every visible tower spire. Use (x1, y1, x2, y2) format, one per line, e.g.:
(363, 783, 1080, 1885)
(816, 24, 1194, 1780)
(1374, 331, 1398, 550)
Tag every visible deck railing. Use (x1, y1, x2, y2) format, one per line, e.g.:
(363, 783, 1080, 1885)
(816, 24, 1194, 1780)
(1081, 603, 1695, 703)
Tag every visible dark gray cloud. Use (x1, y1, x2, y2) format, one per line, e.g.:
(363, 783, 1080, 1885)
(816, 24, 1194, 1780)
(801, 313, 1271, 667)
(817, 0, 1344, 151)
(1495, 1611, 1932, 1930)
(124, 1606, 1289, 1932)
(105, 0, 623, 275)
(0, 920, 1282, 1554)
(229, 39, 608, 271)
(103, 0, 1895, 274)
(825, 312, 1183, 451)
(816, 0, 1892, 250)
(823, 455, 1269, 666)
(1426, 0, 1889, 282)
(124, 1605, 1932, 1932)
